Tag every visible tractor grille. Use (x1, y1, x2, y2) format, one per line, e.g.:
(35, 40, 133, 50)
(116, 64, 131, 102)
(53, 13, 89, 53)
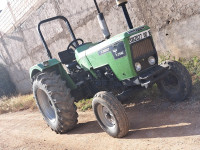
(131, 38, 155, 60)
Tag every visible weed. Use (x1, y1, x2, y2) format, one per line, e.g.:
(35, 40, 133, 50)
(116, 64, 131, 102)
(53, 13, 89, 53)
(75, 99, 92, 112)
(0, 94, 36, 114)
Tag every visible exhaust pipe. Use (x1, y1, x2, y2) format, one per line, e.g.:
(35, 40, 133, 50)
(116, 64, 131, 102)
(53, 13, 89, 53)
(94, 0, 110, 39)
(116, 0, 133, 29)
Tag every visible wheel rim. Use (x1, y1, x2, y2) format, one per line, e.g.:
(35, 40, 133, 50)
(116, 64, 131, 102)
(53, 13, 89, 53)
(36, 89, 56, 123)
(162, 72, 180, 93)
(97, 104, 116, 128)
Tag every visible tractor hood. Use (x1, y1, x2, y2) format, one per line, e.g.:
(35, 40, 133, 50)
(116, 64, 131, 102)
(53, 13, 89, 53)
(75, 25, 151, 80)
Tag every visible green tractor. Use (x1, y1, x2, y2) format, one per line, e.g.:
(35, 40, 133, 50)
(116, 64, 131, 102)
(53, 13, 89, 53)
(30, 0, 192, 138)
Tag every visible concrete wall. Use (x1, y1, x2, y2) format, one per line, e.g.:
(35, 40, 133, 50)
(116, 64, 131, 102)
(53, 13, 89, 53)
(0, 0, 199, 93)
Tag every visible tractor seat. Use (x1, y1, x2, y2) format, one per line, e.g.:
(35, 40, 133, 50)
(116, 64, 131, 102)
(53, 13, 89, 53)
(58, 49, 75, 64)
(58, 49, 79, 69)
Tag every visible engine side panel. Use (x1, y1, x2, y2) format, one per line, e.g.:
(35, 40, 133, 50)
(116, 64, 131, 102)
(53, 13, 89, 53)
(86, 38, 136, 81)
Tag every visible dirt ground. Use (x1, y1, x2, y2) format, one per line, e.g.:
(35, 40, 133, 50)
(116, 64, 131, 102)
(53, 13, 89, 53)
(1, 96, 200, 150)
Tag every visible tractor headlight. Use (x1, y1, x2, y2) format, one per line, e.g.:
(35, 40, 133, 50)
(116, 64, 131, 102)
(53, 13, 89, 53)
(148, 56, 156, 65)
(135, 62, 142, 72)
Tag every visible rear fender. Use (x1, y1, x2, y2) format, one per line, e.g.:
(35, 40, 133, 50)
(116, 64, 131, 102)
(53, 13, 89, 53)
(29, 59, 77, 90)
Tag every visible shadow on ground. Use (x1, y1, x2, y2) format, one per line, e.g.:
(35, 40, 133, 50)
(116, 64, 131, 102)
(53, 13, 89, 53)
(69, 121, 102, 134)
(68, 83, 200, 139)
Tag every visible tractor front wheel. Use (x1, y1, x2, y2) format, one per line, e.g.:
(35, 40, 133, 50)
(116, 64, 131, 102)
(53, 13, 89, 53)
(33, 71, 78, 133)
(157, 61, 192, 102)
(92, 91, 129, 138)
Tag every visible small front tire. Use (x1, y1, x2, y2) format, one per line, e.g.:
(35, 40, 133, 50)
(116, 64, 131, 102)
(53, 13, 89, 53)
(92, 91, 129, 138)
(157, 61, 192, 102)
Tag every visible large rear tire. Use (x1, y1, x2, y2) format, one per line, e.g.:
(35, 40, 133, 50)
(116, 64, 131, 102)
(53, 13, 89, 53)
(33, 71, 78, 133)
(92, 91, 129, 138)
(157, 61, 192, 102)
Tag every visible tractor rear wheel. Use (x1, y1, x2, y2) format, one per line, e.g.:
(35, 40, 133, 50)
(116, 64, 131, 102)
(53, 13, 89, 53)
(157, 61, 192, 102)
(92, 91, 129, 138)
(33, 71, 78, 133)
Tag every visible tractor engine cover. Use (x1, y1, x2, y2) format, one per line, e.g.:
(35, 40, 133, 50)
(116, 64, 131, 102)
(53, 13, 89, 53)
(75, 25, 158, 81)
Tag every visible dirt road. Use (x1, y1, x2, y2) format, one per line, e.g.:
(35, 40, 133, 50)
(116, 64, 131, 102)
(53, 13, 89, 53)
(1, 97, 200, 150)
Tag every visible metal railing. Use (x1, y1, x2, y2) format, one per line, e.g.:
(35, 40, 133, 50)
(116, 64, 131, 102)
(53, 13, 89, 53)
(0, 0, 46, 34)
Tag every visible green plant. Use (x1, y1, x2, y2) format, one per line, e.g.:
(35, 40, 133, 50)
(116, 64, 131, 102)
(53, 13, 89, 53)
(75, 99, 92, 112)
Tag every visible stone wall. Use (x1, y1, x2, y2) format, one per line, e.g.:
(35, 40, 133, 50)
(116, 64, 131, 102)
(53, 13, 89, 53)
(0, 0, 199, 93)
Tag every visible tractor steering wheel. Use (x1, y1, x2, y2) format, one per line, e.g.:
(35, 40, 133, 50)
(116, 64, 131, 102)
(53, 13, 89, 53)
(67, 38, 84, 50)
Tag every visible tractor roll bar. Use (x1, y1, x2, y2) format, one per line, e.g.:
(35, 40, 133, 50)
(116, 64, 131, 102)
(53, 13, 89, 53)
(38, 16, 78, 59)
